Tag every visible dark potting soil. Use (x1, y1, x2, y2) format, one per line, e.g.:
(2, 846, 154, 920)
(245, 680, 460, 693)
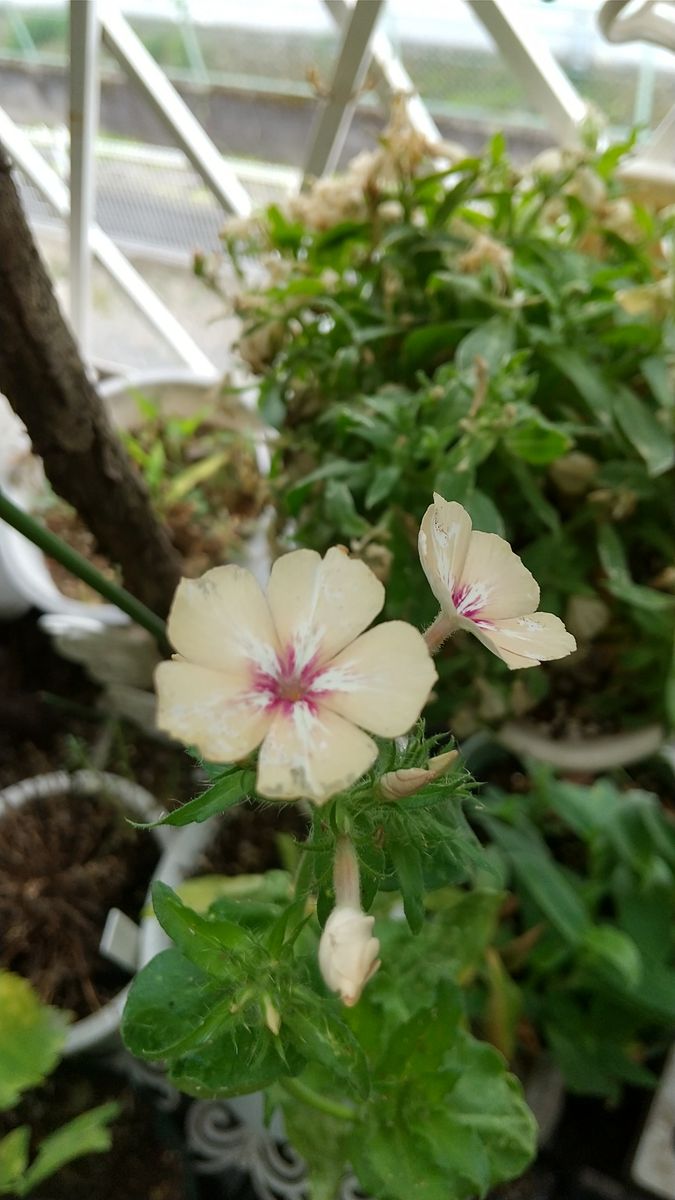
(0, 1063, 191, 1200)
(195, 800, 309, 877)
(0, 789, 158, 1018)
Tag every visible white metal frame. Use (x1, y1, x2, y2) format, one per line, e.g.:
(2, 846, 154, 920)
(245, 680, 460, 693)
(69, 0, 99, 357)
(468, 0, 590, 146)
(304, 0, 384, 181)
(98, 1, 252, 218)
(0, 106, 218, 378)
(323, 0, 441, 144)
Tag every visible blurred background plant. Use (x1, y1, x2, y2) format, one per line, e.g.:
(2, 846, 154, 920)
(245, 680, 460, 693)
(220, 114, 675, 747)
(0, 970, 117, 1196)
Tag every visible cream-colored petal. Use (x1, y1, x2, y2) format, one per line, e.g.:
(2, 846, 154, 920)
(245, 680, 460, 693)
(457, 531, 540, 621)
(467, 612, 576, 670)
(155, 659, 272, 762)
(418, 495, 472, 612)
(266, 547, 384, 668)
(322, 621, 438, 737)
(256, 704, 377, 803)
(167, 565, 279, 674)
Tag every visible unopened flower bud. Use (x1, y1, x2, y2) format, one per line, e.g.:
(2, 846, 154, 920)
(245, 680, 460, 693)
(379, 749, 458, 799)
(549, 452, 598, 497)
(565, 595, 610, 642)
(318, 906, 380, 1007)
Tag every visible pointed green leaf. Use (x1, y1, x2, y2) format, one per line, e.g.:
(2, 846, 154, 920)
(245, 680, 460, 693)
(21, 1103, 119, 1194)
(152, 881, 256, 978)
(0, 1128, 29, 1196)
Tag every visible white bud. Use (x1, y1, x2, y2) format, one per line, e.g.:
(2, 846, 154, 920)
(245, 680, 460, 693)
(379, 749, 458, 800)
(318, 906, 380, 1007)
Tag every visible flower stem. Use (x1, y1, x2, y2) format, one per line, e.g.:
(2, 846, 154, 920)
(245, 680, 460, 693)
(0, 486, 169, 651)
(282, 1078, 356, 1123)
(424, 611, 454, 653)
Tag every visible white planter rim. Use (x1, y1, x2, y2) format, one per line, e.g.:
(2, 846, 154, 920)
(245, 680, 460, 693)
(0, 769, 168, 1055)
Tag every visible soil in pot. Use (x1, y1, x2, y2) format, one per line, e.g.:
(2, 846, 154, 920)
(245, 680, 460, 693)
(40, 409, 268, 605)
(194, 801, 310, 877)
(0, 1062, 192, 1200)
(0, 788, 158, 1018)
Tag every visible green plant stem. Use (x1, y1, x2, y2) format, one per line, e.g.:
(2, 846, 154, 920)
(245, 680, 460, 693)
(282, 1078, 356, 1123)
(0, 486, 169, 651)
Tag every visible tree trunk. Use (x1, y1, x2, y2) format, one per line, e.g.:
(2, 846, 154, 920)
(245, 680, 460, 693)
(0, 145, 182, 618)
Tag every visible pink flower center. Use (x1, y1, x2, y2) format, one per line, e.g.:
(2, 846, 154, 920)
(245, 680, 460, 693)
(251, 646, 329, 717)
(451, 583, 493, 629)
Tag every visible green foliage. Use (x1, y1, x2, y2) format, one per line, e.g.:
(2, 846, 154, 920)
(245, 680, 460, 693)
(0, 973, 118, 1195)
(0, 972, 67, 1111)
(0, 1104, 119, 1197)
(476, 768, 675, 1100)
(226, 133, 675, 731)
(121, 743, 539, 1198)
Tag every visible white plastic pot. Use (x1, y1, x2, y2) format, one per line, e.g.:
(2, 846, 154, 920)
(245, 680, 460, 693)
(0, 769, 170, 1055)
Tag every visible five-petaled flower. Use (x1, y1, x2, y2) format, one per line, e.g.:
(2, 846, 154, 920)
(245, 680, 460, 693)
(156, 548, 437, 803)
(419, 494, 576, 669)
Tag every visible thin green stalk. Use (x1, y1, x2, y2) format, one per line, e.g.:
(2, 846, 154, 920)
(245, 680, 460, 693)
(282, 1078, 356, 1123)
(0, 486, 169, 651)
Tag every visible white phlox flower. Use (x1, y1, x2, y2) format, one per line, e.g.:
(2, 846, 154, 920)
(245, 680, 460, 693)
(419, 494, 576, 669)
(318, 906, 380, 1007)
(155, 548, 437, 803)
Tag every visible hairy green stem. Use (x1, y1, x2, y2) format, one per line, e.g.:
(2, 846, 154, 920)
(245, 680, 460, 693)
(0, 486, 169, 651)
(282, 1078, 356, 1123)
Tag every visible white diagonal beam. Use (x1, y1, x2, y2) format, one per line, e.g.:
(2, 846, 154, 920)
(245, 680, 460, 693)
(468, 0, 589, 146)
(0, 107, 218, 378)
(304, 0, 384, 182)
(69, 0, 100, 356)
(322, 0, 441, 144)
(99, 1, 252, 216)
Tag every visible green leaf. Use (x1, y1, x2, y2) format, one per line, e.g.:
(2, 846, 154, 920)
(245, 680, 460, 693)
(597, 524, 674, 613)
(546, 350, 614, 426)
(278, 1097, 351, 1200)
(0, 972, 67, 1111)
(170, 1023, 303, 1099)
(580, 925, 642, 989)
(641, 356, 673, 409)
(323, 480, 368, 538)
(400, 322, 459, 370)
(389, 841, 425, 933)
(151, 881, 256, 979)
(613, 387, 674, 476)
(456, 317, 515, 373)
(365, 464, 400, 509)
(463, 490, 505, 536)
(286, 999, 370, 1098)
(0, 1128, 29, 1196)
(353, 1002, 536, 1200)
(20, 1103, 119, 1195)
(135, 768, 254, 828)
(121, 948, 229, 1060)
(505, 416, 572, 465)
(506, 848, 589, 945)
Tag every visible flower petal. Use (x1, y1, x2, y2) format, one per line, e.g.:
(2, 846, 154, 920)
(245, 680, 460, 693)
(266, 547, 384, 668)
(457, 531, 540, 621)
(468, 612, 577, 669)
(322, 621, 438, 737)
(167, 565, 279, 674)
(155, 659, 272, 761)
(256, 704, 377, 803)
(418, 495, 472, 613)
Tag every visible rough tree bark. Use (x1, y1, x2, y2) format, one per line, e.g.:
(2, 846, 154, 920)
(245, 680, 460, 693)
(0, 144, 183, 617)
